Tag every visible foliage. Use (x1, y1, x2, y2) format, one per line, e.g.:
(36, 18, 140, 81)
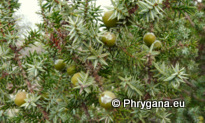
(0, 0, 205, 123)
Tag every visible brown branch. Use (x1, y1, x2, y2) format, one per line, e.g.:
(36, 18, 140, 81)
(162, 0, 171, 9)
(185, 12, 195, 27)
(54, 0, 59, 4)
(144, 93, 151, 101)
(85, 61, 104, 92)
(11, 46, 34, 93)
(0, 72, 9, 80)
(93, 71, 104, 92)
(144, 53, 153, 100)
(197, 2, 205, 11)
(160, 41, 190, 53)
(183, 90, 205, 102)
(84, 0, 89, 20)
(73, 114, 81, 120)
(82, 102, 91, 121)
(0, 22, 6, 42)
(184, 79, 197, 89)
(37, 105, 50, 121)
(120, 47, 135, 58)
(9, 46, 50, 121)
(71, 55, 104, 91)
(126, 4, 147, 29)
(128, 5, 139, 15)
(147, 53, 152, 84)
(149, 22, 154, 32)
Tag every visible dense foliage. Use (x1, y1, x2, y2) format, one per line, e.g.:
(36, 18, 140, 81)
(0, 0, 205, 123)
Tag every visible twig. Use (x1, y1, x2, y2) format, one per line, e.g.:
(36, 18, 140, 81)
(0, 72, 9, 80)
(185, 12, 195, 27)
(84, 0, 89, 21)
(72, 55, 104, 91)
(144, 53, 153, 100)
(147, 53, 152, 84)
(73, 114, 81, 120)
(184, 79, 197, 89)
(120, 47, 135, 58)
(197, 2, 205, 11)
(37, 105, 50, 121)
(12, 46, 34, 93)
(85, 61, 104, 92)
(128, 5, 138, 15)
(183, 90, 205, 102)
(9, 46, 50, 121)
(54, 0, 59, 4)
(82, 102, 91, 121)
(150, 22, 154, 32)
(162, 0, 171, 9)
